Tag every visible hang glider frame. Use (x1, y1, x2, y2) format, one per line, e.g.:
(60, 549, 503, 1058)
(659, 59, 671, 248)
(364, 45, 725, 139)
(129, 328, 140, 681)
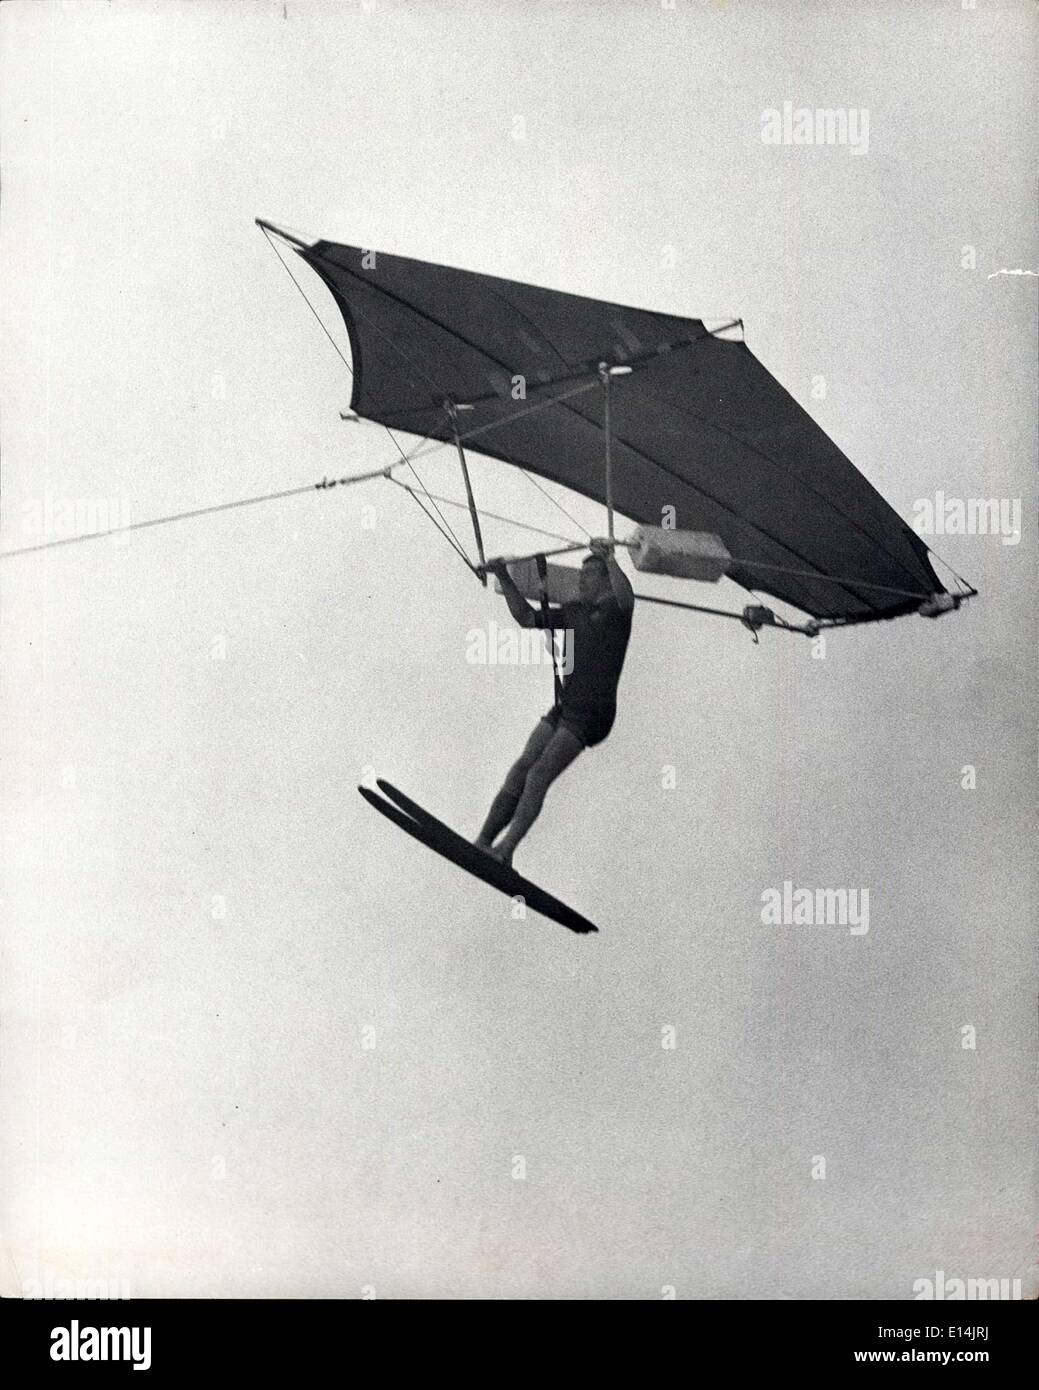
(255, 217, 977, 639)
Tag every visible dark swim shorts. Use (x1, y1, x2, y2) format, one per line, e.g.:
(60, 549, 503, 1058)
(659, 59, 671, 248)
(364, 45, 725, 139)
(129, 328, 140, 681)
(542, 700, 616, 749)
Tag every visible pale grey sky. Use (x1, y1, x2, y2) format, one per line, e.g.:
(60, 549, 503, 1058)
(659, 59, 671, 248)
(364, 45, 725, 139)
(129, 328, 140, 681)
(1, 0, 1036, 1299)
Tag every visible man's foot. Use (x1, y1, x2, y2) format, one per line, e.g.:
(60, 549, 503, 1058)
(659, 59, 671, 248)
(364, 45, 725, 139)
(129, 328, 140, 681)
(473, 837, 513, 868)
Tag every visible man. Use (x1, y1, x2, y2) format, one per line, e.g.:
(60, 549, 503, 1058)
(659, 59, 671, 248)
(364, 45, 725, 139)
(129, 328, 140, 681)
(475, 541, 634, 867)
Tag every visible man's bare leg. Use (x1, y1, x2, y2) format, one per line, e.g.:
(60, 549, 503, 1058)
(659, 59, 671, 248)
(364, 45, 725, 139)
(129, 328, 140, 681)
(491, 724, 583, 866)
(475, 719, 556, 851)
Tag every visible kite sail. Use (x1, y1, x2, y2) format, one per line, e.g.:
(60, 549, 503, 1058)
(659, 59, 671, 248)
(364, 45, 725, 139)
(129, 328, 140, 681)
(257, 219, 973, 633)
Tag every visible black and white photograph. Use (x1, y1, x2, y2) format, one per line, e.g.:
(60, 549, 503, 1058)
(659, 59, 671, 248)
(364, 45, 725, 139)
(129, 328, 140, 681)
(1, 0, 1035, 1341)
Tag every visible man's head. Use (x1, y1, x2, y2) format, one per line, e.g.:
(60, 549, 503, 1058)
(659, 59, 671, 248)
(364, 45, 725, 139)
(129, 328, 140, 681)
(578, 552, 611, 603)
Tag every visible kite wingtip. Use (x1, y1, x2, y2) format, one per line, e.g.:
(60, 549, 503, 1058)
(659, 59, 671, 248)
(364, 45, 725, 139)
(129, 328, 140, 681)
(255, 218, 311, 250)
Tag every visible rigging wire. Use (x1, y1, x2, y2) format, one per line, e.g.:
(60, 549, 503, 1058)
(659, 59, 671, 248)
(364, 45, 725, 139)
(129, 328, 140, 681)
(723, 555, 943, 604)
(260, 223, 598, 568)
(400, 378, 599, 463)
(926, 548, 977, 600)
(262, 220, 481, 566)
(396, 482, 478, 571)
(515, 469, 592, 541)
(401, 378, 602, 550)
(0, 468, 586, 564)
(258, 223, 438, 476)
(0, 481, 320, 559)
(400, 454, 472, 562)
(382, 475, 582, 547)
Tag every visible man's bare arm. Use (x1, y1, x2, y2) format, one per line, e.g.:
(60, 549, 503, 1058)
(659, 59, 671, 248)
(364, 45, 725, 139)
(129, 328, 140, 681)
(486, 560, 548, 628)
(591, 541, 635, 616)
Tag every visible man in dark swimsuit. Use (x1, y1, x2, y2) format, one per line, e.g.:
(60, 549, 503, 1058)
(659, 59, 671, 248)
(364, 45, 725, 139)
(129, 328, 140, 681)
(475, 542, 634, 866)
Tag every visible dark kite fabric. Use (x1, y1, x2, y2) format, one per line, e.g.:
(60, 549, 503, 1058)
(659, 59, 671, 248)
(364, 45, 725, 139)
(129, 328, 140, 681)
(297, 237, 943, 624)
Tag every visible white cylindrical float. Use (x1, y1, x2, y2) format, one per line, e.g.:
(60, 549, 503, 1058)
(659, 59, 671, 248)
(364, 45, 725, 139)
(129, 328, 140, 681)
(628, 527, 731, 583)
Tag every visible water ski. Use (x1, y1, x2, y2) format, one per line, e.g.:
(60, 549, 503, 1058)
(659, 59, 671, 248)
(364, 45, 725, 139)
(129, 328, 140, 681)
(358, 779, 599, 935)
